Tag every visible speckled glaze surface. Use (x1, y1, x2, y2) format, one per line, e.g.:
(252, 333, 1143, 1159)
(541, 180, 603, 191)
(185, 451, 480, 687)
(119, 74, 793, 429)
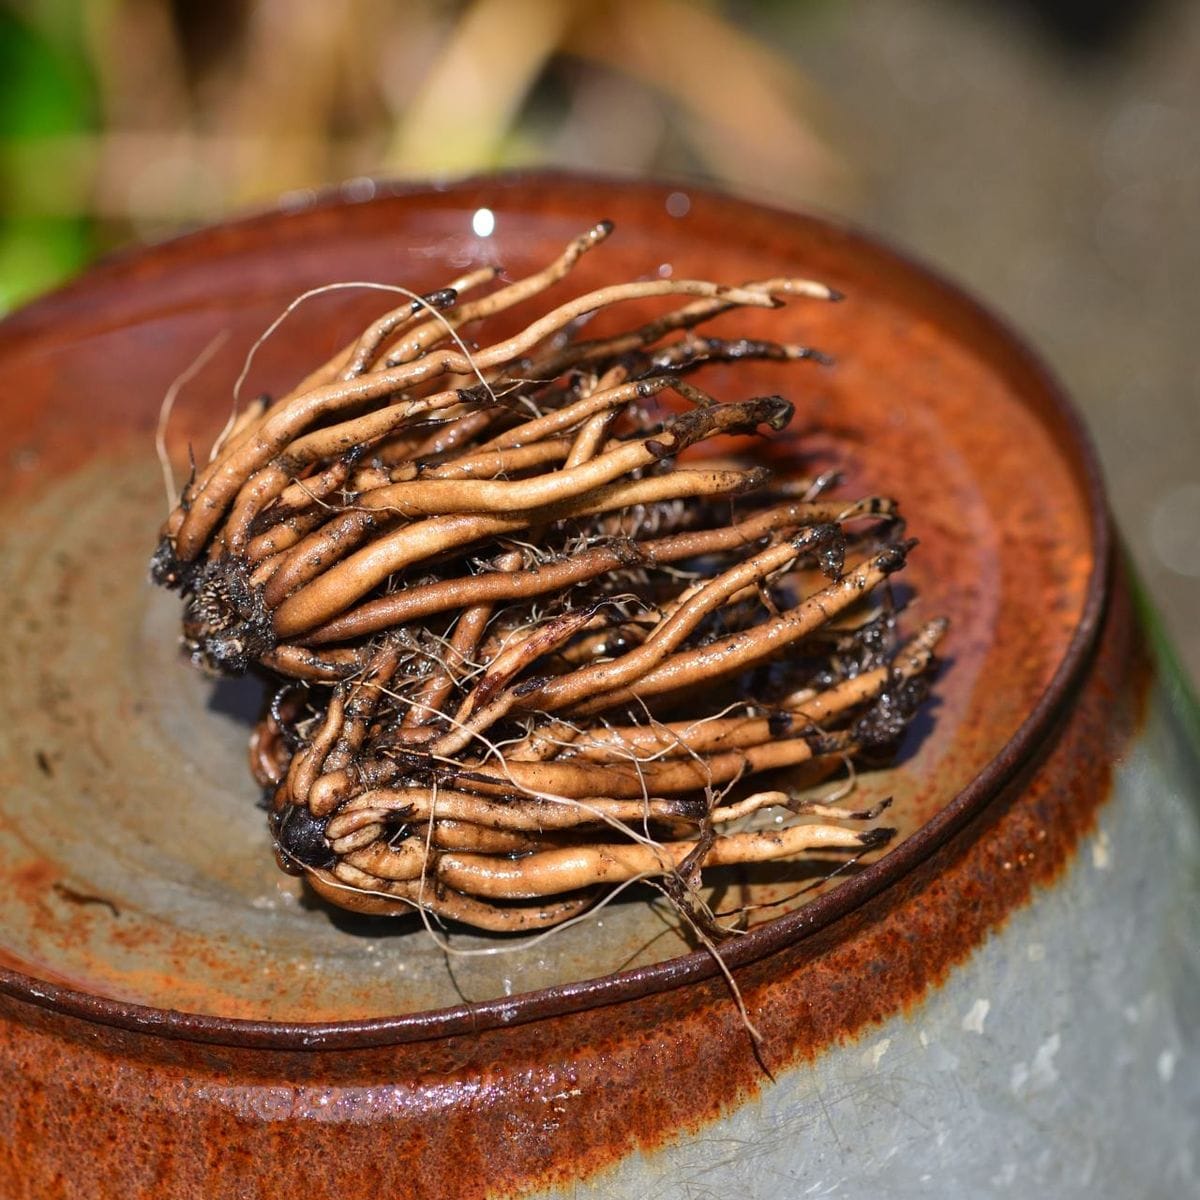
(0, 175, 1195, 1197)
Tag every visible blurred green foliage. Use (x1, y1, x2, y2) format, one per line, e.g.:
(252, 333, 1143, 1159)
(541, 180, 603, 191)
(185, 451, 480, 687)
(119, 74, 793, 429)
(0, 0, 837, 314)
(0, 3, 97, 312)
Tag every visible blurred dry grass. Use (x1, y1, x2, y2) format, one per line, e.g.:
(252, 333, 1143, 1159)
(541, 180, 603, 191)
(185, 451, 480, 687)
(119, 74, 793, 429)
(0, 0, 846, 308)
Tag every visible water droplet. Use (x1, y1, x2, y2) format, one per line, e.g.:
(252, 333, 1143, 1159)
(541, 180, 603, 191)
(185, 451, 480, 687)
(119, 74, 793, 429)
(665, 192, 691, 218)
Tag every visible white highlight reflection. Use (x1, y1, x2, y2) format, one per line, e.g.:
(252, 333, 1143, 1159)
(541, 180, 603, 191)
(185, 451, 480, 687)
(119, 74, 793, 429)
(471, 207, 496, 238)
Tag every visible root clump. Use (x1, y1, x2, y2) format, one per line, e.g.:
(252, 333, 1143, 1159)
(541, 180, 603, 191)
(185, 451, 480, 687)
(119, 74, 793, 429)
(154, 221, 946, 936)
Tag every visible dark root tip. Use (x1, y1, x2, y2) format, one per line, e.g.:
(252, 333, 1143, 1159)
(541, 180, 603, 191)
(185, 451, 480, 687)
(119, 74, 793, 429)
(272, 804, 336, 871)
(857, 826, 896, 849)
(149, 537, 189, 590)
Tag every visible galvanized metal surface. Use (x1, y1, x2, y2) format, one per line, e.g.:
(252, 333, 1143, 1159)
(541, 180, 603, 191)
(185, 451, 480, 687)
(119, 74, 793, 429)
(525, 664, 1200, 1199)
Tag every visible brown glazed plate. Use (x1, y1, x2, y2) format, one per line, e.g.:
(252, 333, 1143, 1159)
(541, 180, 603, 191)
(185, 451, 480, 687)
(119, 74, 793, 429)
(0, 173, 1105, 1048)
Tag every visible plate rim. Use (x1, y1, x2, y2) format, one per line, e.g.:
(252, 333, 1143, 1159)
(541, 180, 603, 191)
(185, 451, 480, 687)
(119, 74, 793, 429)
(0, 169, 1111, 1049)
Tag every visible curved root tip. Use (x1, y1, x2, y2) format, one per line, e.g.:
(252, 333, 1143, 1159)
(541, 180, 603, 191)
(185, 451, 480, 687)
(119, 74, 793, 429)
(857, 826, 897, 849)
(756, 395, 794, 431)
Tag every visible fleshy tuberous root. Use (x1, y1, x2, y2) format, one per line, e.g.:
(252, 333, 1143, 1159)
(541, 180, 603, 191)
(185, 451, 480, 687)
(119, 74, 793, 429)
(154, 222, 944, 933)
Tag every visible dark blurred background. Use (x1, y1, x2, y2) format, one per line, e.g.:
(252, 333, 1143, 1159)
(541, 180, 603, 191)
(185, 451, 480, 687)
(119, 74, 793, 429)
(2, 0, 1196, 684)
